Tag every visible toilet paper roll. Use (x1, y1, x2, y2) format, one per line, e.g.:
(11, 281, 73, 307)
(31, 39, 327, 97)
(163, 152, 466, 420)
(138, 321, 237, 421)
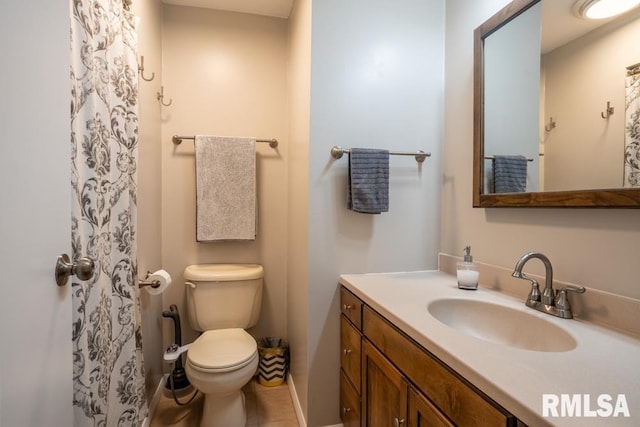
(145, 269, 172, 295)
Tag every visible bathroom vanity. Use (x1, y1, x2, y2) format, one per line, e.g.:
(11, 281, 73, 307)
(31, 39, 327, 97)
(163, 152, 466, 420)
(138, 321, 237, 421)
(339, 271, 640, 427)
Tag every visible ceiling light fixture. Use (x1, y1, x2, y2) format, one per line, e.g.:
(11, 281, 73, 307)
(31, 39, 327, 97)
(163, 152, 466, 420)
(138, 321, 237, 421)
(575, 0, 640, 19)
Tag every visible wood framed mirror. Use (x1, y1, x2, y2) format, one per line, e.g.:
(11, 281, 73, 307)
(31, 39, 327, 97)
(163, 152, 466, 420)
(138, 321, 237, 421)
(473, 0, 640, 207)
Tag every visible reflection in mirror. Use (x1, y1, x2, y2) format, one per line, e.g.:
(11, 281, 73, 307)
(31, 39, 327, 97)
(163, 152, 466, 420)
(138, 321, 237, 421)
(484, 2, 540, 193)
(474, 0, 640, 207)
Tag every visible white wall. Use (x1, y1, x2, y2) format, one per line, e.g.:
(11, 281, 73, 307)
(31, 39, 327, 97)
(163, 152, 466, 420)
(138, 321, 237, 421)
(133, 0, 165, 401)
(443, 0, 640, 301)
(542, 14, 640, 191)
(286, 0, 311, 420)
(307, 0, 445, 424)
(160, 5, 289, 348)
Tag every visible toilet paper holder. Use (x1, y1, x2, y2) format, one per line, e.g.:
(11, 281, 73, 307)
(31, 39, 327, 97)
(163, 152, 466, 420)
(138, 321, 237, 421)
(138, 271, 161, 289)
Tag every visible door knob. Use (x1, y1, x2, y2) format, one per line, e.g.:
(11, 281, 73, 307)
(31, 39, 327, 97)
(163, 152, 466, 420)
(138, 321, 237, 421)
(55, 254, 95, 286)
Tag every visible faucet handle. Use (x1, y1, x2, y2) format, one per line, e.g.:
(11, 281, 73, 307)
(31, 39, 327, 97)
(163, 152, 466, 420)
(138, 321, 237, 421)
(517, 273, 541, 303)
(555, 285, 586, 311)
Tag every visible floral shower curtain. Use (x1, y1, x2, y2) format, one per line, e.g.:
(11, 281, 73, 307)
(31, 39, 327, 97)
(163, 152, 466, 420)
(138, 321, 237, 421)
(624, 64, 640, 187)
(70, 0, 147, 425)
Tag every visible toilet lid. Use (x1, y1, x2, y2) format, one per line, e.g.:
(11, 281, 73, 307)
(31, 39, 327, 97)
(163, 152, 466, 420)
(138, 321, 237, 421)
(188, 329, 257, 372)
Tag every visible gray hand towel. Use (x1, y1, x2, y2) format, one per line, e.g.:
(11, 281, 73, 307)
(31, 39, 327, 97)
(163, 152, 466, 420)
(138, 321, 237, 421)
(195, 136, 256, 241)
(493, 155, 527, 193)
(347, 148, 389, 214)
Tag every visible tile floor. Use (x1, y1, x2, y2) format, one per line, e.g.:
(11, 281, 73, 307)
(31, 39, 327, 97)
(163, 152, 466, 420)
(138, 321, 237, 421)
(150, 377, 300, 427)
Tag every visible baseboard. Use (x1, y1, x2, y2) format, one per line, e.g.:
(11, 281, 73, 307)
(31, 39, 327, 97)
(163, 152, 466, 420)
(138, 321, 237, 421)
(286, 373, 344, 427)
(286, 373, 307, 427)
(142, 374, 168, 427)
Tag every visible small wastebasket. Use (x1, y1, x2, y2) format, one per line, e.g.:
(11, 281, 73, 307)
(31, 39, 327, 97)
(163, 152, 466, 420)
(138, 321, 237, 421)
(257, 337, 289, 387)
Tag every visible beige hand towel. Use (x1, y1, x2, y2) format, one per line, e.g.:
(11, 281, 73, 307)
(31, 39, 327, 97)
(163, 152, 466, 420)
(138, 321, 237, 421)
(195, 135, 256, 241)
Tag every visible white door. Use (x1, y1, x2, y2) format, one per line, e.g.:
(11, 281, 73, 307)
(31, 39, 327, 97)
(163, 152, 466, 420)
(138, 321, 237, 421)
(0, 1, 73, 426)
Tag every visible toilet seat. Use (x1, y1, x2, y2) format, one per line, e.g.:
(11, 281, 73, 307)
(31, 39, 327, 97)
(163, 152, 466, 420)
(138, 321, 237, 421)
(187, 328, 258, 373)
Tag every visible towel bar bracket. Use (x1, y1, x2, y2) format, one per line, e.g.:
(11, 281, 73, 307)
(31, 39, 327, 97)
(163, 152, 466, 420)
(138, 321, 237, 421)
(330, 145, 430, 163)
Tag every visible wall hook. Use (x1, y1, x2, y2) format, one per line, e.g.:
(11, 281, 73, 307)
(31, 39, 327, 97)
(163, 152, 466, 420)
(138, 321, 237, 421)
(157, 86, 172, 107)
(600, 101, 614, 119)
(544, 117, 556, 132)
(137, 56, 155, 82)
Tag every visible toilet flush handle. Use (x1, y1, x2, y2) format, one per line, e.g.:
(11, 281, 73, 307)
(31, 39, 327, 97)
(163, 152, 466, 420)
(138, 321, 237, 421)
(186, 281, 196, 289)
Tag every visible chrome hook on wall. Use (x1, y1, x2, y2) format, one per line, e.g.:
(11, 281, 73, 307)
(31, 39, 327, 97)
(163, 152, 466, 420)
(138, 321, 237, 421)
(157, 86, 172, 107)
(138, 55, 155, 82)
(600, 101, 614, 119)
(544, 117, 556, 132)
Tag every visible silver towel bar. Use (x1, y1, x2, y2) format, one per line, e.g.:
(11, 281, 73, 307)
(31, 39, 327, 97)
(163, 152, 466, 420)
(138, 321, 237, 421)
(484, 155, 534, 162)
(172, 135, 278, 148)
(330, 145, 431, 163)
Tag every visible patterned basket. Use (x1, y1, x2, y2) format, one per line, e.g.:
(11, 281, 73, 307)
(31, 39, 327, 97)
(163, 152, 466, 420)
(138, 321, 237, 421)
(257, 337, 289, 387)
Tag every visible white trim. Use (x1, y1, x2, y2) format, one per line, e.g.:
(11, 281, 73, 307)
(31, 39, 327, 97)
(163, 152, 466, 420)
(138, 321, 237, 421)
(287, 373, 307, 427)
(142, 374, 168, 427)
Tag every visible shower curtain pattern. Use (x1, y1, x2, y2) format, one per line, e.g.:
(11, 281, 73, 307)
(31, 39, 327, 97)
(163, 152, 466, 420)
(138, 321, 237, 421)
(624, 68, 640, 187)
(70, 0, 147, 425)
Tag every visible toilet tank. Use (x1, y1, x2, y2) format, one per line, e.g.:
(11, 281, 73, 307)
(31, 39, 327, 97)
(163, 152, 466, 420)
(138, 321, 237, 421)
(184, 264, 264, 332)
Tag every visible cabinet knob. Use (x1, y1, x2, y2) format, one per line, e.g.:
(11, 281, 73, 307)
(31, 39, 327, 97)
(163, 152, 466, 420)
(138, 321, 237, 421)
(342, 407, 351, 416)
(342, 304, 354, 311)
(394, 418, 405, 427)
(343, 348, 352, 356)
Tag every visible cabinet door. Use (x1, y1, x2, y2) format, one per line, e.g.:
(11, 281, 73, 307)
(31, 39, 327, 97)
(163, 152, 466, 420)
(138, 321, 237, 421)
(362, 340, 408, 427)
(408, 388, 454, 427)
(341, 315, 362, 392)
(341, 370, 361, 427)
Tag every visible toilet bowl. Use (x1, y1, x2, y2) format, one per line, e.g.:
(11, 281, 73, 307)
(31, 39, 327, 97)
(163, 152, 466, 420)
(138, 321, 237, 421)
(183, 264, 264, 427)
(185, 329, 259, 427)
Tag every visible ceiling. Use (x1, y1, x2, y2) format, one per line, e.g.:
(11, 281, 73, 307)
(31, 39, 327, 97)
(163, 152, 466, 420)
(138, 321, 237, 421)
(161, 0, 294, 18)
(158, 0, 639, 49)
(542, 0, 640, 53)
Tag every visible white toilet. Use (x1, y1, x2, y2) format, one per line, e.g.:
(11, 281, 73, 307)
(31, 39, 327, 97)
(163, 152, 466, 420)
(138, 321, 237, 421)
(183, 263, 264, 427)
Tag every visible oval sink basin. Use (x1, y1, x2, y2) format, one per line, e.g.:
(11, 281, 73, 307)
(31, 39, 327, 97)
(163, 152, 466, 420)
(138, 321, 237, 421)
(428, 298, 577, 352)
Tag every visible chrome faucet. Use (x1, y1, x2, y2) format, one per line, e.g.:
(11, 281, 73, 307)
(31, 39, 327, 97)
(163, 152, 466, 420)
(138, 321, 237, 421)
(512, 251, 585, 319)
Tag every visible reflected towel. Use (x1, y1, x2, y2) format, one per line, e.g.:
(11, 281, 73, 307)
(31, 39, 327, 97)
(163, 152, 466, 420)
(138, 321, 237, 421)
(195, 136, 256, 241)
(347, 148, 389, 214)
(493, 155, 527, 193)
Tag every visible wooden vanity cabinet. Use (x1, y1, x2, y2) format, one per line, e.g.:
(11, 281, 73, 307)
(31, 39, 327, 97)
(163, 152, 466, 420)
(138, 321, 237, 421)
(340, 288, 363, 426)
(363, 305, 515, 427)
(340, 285, 518, 427)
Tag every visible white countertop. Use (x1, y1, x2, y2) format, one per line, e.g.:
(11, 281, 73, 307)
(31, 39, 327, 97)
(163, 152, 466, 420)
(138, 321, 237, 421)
(339, 270, 640, 427)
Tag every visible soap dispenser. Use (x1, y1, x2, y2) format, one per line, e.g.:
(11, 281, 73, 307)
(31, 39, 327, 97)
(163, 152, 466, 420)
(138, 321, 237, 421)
(457, 246, 479, 290)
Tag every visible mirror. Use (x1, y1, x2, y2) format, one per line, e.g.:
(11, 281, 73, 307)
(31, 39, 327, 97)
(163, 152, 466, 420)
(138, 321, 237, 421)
(474, 0, 640, 207)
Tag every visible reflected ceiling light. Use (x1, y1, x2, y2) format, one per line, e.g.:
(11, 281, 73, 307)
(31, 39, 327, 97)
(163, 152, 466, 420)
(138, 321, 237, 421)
(574, 0, 640, 19)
